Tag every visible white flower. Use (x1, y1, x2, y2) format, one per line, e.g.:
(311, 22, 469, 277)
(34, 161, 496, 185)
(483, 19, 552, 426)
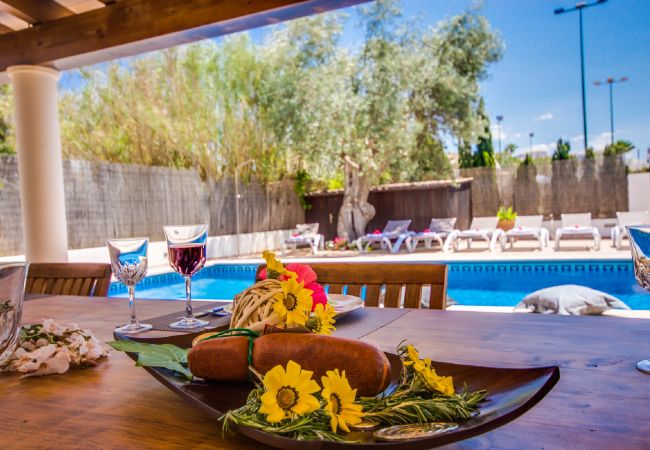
(6, 319, 108, 377)
(41, 319, 68, 335)
(13, 344, 58, 372)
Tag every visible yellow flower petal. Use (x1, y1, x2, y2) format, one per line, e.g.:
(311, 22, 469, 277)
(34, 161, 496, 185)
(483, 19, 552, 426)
(321, 369, 363, 433)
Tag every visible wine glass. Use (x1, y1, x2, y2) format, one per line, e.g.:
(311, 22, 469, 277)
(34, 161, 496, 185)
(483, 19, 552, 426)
(627, 225, 650, 375)
(0, 263, 28, 365)
(107, 238, 152, 334)
(164, 224, 209, 329)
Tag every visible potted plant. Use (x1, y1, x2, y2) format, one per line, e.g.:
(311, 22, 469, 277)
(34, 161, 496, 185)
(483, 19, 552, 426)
(497, 206, 517, 231)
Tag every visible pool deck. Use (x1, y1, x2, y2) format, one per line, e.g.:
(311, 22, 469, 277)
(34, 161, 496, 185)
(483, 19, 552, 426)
(212, 238, 633, 266)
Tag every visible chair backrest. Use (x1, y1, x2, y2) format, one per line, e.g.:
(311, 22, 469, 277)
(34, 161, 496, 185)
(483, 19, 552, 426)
(428, 218, 457, 232)
(256, 262, 448, 309)
(514, 215, 543, 229)
(382, 220, 411, 234)
(25, 263, 112, 297)
(468, 216, 498, 230)
(561, 213, 592, 228)
(295, 223, 319, 236)
(616, 211, 650, 227)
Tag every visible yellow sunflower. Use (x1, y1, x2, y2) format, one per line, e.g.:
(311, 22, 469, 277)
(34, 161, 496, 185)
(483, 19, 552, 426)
(263, 250, 290, 279)
(403, 344, 420, 367)
(307, 303, 337, 335)
(321, 369, 363, 433)
(259, 361, 321, 423)
(273, 277, 313, 326)
(417, 365, 455, 397)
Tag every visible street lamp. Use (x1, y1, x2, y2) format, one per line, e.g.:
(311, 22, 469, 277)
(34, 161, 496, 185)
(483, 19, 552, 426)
(234, 159, 256, 257)
(594, 76, 628, 145)
(496, 115, 504, 153)
(529, 132, 535, 157)
(554, 0, 608, 151)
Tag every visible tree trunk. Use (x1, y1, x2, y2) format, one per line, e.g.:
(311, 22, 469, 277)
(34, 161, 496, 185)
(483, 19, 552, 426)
(337, 156, 375, 241)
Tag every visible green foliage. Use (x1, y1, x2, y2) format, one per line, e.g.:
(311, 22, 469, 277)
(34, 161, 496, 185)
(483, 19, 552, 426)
(552, 138, 572, 161)
(326, 174, 344, 191)
(411, 132, 452, 180)
(42, 2, 502, 187)
(495, 143, 518, 167)
(109, 340, 192, 380)
(603, 140, 634, 157)
(0, 85, 14, 155)
(293, 169, 313, 210)
(496, 206, 516, 221)
(585, 147, 595, 159)
(472, 99, 495, 167)
(521, 153, 535, 166)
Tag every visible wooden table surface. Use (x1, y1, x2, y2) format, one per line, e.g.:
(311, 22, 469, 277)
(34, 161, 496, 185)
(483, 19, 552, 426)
(2, 295, 649, 449)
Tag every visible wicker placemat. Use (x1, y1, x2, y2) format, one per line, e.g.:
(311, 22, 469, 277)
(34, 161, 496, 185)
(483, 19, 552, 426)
(142, 301, 232, 332)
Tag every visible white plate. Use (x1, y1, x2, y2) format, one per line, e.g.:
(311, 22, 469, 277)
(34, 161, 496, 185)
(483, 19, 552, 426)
(222, 294, 364, 317)
(327, 294, 364, 316)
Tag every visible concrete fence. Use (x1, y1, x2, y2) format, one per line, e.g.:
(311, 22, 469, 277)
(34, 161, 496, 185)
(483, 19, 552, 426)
(0, 156, 304, 256)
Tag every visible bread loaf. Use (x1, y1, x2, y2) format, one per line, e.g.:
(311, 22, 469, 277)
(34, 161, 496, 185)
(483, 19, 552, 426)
(188, 333, 391, 396)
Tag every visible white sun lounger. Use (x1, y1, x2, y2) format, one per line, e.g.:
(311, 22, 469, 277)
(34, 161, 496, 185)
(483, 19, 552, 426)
(356, 219, 412, 253)
(611, 211, 650, 249)
(504, 215, 549, 250)
(554, 213, 600, 250)
(445, 216, 504, 252)
(283, 223, 324, 255)
(405, 218, 457, 252)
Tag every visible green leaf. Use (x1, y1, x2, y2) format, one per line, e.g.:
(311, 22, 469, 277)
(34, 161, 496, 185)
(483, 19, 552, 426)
(109, 341, 192, 380)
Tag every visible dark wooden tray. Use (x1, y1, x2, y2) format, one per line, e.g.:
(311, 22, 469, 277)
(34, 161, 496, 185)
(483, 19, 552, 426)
(115, 330, 559, 449)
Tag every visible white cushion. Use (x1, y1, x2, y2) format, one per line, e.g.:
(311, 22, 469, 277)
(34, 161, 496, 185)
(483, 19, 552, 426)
(515, 285, 630, 315)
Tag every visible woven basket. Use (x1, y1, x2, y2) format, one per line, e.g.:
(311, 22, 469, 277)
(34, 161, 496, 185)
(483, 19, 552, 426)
(230, 278, 284, 332)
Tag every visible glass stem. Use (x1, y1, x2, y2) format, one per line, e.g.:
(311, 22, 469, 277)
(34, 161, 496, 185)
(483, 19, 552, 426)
(185, 276, 193, 319)
(128, 285, 138, 325)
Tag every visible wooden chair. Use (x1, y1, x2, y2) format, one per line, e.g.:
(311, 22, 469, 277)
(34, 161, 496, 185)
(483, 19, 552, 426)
(256, 262, 448, 309)
(25, 263, 112, 297)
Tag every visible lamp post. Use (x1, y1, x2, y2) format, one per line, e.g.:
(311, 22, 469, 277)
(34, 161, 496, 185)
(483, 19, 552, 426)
(594, 76, 628, 145)
(529, 132, 535, 157)
(496, 115, 504, 153)
(554, 0, 608, 151)
(234, 159, 255, 257)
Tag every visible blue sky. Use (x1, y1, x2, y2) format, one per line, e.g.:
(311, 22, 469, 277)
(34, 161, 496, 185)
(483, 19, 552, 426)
(61, 0, 650, 158)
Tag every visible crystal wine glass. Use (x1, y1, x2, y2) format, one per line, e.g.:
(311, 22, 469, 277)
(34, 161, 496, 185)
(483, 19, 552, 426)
(164, 224, 209, 329)
(627, 225, 650, 375)
(107, 237, 152, 334)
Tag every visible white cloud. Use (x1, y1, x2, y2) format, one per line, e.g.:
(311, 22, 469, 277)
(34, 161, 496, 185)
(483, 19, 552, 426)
(490, 124, 507, 141)
(536, 113, 554, 121)
(513, 142, 554, 158)
(568, 132, 611, 151)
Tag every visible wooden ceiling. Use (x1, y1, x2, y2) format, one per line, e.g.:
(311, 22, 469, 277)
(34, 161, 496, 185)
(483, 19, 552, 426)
(0, 0, 370, 84)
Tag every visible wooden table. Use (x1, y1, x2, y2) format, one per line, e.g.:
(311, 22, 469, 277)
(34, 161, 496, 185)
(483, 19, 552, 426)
(2, 296, 649, 449)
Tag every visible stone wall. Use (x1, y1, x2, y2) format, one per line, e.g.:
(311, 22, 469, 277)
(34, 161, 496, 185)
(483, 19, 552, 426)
(461, 156, 629, 219)
(0, 156, 304, 256)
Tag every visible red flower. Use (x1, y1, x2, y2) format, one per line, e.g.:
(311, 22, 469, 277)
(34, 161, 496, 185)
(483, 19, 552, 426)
(259, 262, 326, 311)
(284, 263, 317, 285)
(423, 228, 431, 233)
(372, 229, 382, 235)
(306, 281, 327, 311)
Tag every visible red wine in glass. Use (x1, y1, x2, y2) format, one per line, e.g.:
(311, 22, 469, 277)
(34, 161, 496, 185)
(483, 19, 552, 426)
(168, 243, 206, 276)
(163, 224, 209, 329)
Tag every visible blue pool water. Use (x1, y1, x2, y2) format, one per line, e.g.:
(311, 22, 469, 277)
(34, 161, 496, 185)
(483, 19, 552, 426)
(109, 260, 650, 310)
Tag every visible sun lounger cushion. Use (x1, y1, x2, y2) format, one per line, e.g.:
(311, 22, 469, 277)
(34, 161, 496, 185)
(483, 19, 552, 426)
(514, 285, 630, 315)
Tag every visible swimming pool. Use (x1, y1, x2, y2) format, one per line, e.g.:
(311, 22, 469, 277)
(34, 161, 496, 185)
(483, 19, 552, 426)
(108, 260, 650, 310)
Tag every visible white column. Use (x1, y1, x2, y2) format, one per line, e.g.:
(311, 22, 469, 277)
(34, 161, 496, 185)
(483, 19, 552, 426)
(8, 65, 68, 263)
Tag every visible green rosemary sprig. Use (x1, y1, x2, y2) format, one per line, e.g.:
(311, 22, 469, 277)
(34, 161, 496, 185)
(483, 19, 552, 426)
(221, 387, 346, 442)
(360, 389, 487, 426)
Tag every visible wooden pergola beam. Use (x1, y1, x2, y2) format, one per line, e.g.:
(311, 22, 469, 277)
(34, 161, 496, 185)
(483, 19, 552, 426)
(0, 0, 369, 77)
(2, 0, 74, 23)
